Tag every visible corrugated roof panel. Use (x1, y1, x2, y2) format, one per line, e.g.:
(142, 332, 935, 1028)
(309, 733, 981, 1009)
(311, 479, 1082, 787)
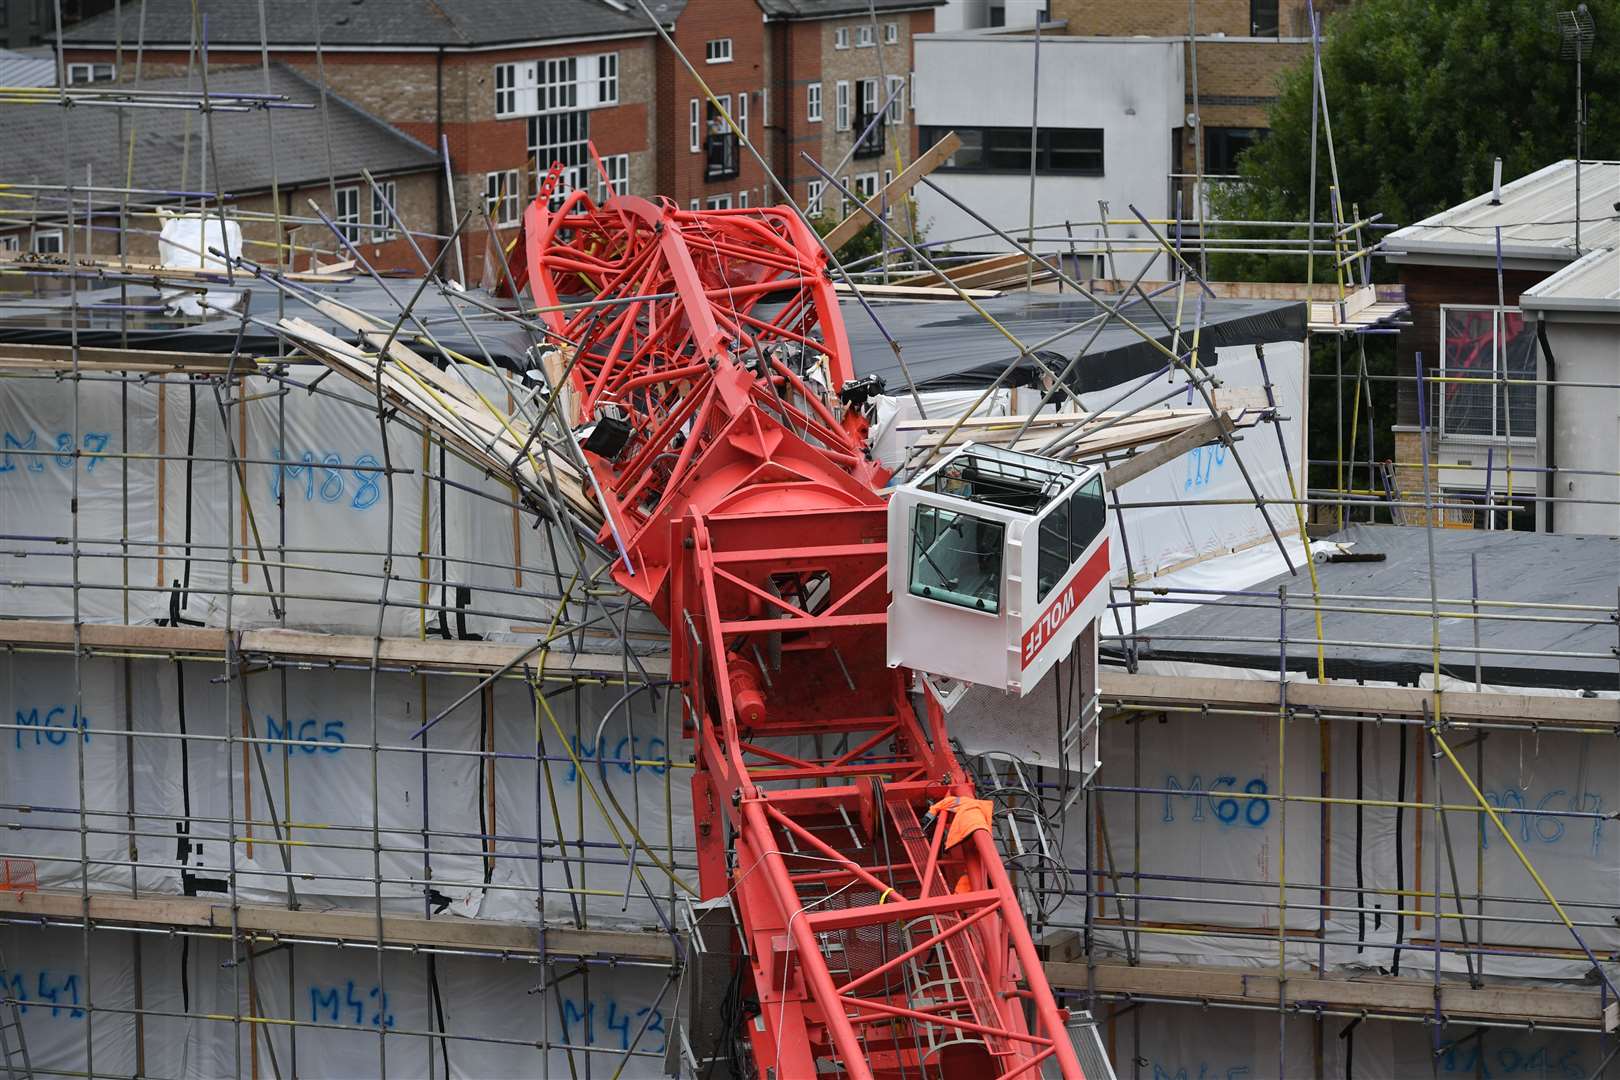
(0, 48, 56, 88)
(1521, 246, 1620, 314)
(1384, 159, 1620, 265)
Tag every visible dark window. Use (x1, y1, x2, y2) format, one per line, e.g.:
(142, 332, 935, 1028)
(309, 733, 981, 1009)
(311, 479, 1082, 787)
(1204, 127, 1262, 175)
(987, 5, 1005, 27)
(1037, 476, 1106, 602)
(705, 99, 739, 181)
(1439, 307, 1536, 441)
(854, 79, 885, 159)
(921, 126, 1103, 176)
(1250, 0, 1279, 36)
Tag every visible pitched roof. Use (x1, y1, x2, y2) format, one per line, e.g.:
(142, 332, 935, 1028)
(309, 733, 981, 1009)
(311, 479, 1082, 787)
(0, 47, 56, 88)
(0, 64, 438, 210)
(1383, 159, 1620, 269)
(757, 0, 942, 16)
(1520, 246, 1620, 318)
(62, 0, 652, 49)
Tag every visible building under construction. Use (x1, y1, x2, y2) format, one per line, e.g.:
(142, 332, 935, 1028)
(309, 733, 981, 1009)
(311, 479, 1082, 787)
(1, 2, 1618, 1079)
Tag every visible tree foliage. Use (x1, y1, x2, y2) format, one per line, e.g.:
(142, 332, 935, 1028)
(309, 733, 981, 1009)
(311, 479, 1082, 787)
(1215, 0, 1620, 283)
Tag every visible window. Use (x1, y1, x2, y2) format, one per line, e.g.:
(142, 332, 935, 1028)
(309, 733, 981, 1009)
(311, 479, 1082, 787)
(1205, 127, 1262, 175)
(884, 22, 898, 44)
(689, 98, 701, 152)
(834, 26, 850, 49)
(369, 179, 397, 242)
(854, 78, 883, 157)
(597, 52, 619, 105)
(806, 82, 822, 123)
(806, 180, 825, 216)
(855, 24, 874, 47)
(834, 80, 850, 131)
(539, 57, 578, 113)
(486, 169, 520, 226)
(705, 37, 733, 64)
(855, 173, 879, 200)
(738, 90, 749, 137)
(910, 505, 1004, 613)
(528, 111, 591, 202)
(705, 97, 739, 181)
(704, 194, 732, 210)
(1438, 306, 1536, 441)
(689, 199, 700, 211)
(1036, 477, 1105, 601)
(882, 169, 894, 217)
(334, 186, 360, 242)
(840, 175, 852, 217)
(0, 235, 17, 252)
(494, 62, 518, 117)
(597, 154, 629, 200)
(921, 126, 1104, 175)
(1250, 0, 1280, 36)
(885, 75, 905, 124)
(31, 230, 62, 254)
(737, 189, 749, 208)
(988, 5, 1006, 27)
(67, 62, 114, 84)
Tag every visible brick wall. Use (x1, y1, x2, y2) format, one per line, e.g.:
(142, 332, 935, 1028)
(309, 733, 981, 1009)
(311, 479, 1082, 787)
(1050, 0, 1328, 37)
(659, 0, 770, 208)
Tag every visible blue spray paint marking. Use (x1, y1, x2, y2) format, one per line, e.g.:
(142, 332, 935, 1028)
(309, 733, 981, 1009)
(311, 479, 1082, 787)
(263, 714, 346, 755)
(1148, 1062, 1250, 1080)
(13, 706, 92, 750)
(0, 970, 85, 1019)
(308, 981, 395, 1029)
(1481, 787, 1605, 855)
(559, 994, 667, 1055)
(1183, 442, 1228, 491)
(1441, 1040, 1584, 1078)
(270, 447, 382, 511)
(0, 431, 112, 475)
(1162, 774, 1270, 829)
(564, 734, 669, 784)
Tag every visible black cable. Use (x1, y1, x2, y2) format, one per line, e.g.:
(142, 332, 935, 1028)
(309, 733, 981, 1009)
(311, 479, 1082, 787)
(427, 956, 452, 1079)
(1393, 724, 1407, 976)
(1355, 722, 1365, 955)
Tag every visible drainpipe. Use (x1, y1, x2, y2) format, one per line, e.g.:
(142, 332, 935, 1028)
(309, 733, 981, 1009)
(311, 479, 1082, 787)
(435, 47, 446, 244)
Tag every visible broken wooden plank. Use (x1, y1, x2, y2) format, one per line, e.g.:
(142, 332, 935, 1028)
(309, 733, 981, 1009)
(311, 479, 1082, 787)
(824, 131, 962, 252)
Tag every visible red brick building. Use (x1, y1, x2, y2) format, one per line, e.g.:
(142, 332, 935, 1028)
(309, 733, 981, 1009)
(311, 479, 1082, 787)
(761, 0, 941, 218)
(61, 0, 661, 271)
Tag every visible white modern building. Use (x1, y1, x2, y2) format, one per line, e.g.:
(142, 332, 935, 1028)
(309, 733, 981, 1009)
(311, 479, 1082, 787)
(911, 29, 1184, 280)
(1521, 246, 1620, 537)
(932, 0, 1047, 31)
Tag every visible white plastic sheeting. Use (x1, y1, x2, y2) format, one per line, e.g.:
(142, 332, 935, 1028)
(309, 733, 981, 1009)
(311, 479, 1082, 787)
(0, 926, 675, 1079)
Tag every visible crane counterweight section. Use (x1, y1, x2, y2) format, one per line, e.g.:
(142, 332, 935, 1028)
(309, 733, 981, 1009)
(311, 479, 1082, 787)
(510, 183, 1087, 1080)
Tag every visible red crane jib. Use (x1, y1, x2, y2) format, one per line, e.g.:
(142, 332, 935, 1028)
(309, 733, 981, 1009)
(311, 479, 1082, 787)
(514, 190, 1085, 1079)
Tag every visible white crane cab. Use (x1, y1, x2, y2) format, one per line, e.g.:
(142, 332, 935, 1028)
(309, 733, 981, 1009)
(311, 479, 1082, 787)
(886, 442, 1110, 697)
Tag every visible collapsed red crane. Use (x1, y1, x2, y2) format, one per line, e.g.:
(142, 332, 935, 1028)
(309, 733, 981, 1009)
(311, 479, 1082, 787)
(508, 181, 1086, 1079)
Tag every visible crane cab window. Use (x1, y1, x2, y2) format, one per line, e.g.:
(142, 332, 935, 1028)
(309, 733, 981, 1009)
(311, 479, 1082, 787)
(1036, 476, 1107, 601)
(921, 446, 1069, 514)
(910, 505, 1004, 613)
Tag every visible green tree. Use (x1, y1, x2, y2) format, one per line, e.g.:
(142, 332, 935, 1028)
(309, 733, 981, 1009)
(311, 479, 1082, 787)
(1215, 0, 1620, 284)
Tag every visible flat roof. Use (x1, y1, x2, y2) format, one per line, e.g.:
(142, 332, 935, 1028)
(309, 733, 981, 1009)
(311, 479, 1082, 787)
(1521, 246, 1620, 318)
(1121, 523, 1620, 692)
(1383, 160, 1620, 268)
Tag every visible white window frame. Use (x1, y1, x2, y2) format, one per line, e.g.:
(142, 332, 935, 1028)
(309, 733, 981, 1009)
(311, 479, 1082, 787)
(806, 82, 822, 123)
(886, 75, 905, 123)
(31, 229, 63, 254)
(690, 199, 700, 211)
(840, 175, 852, 218)
(369, 179, 397, 243)
(705, 38, 733, 64)
(689, 98, 701, 153)
(334, 186, 360, 243)
(737, 189, 749, 208)
(705, 194, 732, 210)
(738, 90, 749, 137)
(597, 154, 629, 200)
(884, 22, 898, 44)
(528, 111, 591, 202)
(806, 180, 825, 216)
(0, 235, 19, 252)
(834, 26, 850, 49)
(834, 80, 850, 131)
(882, 169, 894, 217)
(1437, 304, 1536, 442)
(494, 62, 517, 117)
(67, 62, 114, 84)
(539, 57, 579, 113)
(486, 169, 520, 226)
(855, 172, 879, 200)
(597, 52, 619, 105)
(855, 24, 874, 47)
